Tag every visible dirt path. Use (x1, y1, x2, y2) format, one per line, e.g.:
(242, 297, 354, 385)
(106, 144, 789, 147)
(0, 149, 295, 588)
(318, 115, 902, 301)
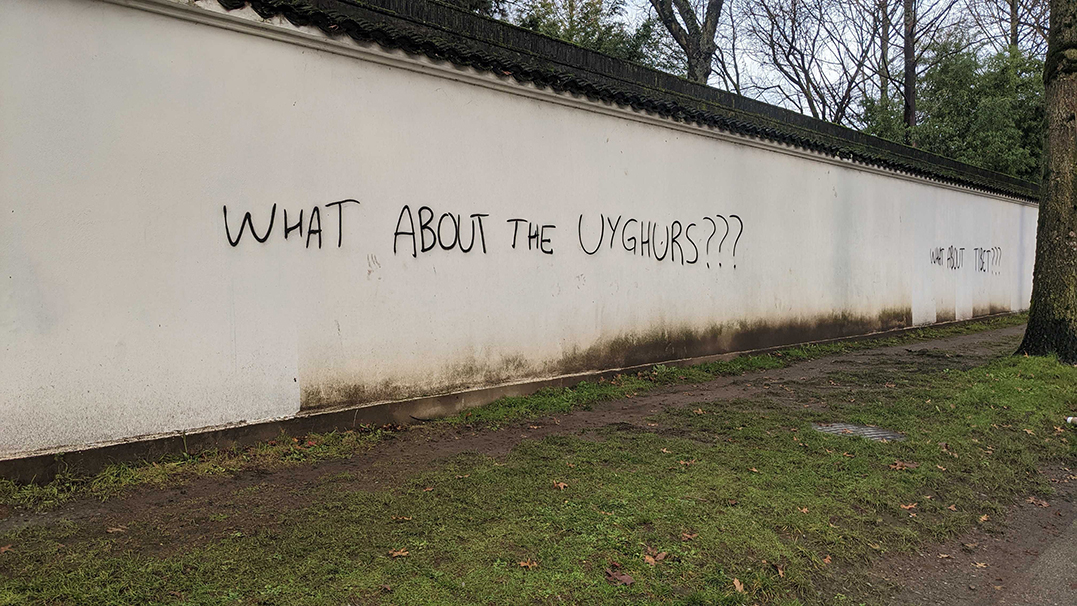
(864, 465, 1077, 606)
(4, 323, 1073, 604)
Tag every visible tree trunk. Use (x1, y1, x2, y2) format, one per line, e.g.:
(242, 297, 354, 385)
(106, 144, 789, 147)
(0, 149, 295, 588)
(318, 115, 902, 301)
(1017, 0, 1077, 362)
(1009, 0, 1019, 48)
(903, 0, 916, 145)
(686, 46, 713, 83)
(880, 0, 890, 104)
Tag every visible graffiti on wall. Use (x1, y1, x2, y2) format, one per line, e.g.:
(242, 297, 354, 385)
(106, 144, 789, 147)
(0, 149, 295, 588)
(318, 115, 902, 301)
(222, 202, 1012, 279)
(577, 213, 742, 268)
(223, 200, 360, 249)
(222, 202, 746, 269)
(929, 245, 1002, 275)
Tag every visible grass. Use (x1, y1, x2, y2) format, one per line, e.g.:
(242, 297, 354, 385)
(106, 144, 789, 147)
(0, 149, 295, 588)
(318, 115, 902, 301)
(0, 341, 1074, 604)
(0, 430, 387, 511)
(0, 314, 1025, 511)
(443, 313, 1028, 427)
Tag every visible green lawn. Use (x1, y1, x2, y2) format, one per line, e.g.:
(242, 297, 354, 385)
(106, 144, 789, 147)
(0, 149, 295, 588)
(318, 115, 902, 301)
(1, 315, 1075, 605)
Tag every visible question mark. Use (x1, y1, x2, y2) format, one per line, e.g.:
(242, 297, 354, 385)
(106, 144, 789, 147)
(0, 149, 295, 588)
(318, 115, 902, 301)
(715, 215, 730, 268)
(729, 215, 743, 269)
(703, 217, 717, 268)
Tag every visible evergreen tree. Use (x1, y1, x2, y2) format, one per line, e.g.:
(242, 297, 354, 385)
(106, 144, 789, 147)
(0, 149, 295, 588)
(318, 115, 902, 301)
(515, 0, 663, 66)
(862, 40, 1045, 180)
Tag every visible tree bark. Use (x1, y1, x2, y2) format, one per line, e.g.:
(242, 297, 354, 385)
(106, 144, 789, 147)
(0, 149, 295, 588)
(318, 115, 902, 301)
(880, 0, 890, 103)
(903, 0, 917, 145)
(1017, 0, 1077, 362)
(1010, 0, 1019, 48)
(649, 0, 723, 84)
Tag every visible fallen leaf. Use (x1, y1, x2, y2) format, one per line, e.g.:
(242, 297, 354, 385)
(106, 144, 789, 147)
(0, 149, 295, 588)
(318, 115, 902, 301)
(423, 487, 434, 492)
(823, 555, 832, 565)
(798, 507, 809, 514)
(643, 555, 656, 566)
(843, 452, 855, 458)
(519, 559, 539, 569)
(693, 408, 706, 415)
(728, 499, 738, 506)
(553, 481, 568, 491)
(380, 584, 392, 592)
(660, 448, 671, 453)
(1055, 426, 1065, 434)
(868, 543, 881, 550)
(106, 526, 127, 534)
(979, 514, 990, 523)
(1026, 496, 1049, 507)
(733, 578, 745, 593)
(749, 467, 760, 473)
(777, 565, 785, 578)
(605, 568, 634, 586)
(973, 562, 988, 568)
(948, 504, 958, 511)
(655, 552, 668, 561)
(936, 465, 948, 471)
(994, 585, 1004, 591)
(681, 532, 698, 541)
(938, 553, 952, 559)
(391, 516, 413, 522)
(964, 542, 979, 549)
(389, 548, 409, 558)
(890, 460, 919, 471)
(647, 423, 659, 427)
(900, 503, 917, 510)
(455, 474, 470, 479)
(528, 425, 540, 430)
(0, 545, 11, 554)
(1024, 429, 1035, 435)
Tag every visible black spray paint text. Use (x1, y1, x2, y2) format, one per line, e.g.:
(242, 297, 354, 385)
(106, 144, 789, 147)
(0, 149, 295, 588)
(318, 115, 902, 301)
(507, 219, 556, 254)
(223, 200, 359, 249)
(393, 205, 490, 257)
(929, 245, 1002, 275)
(577, 213, 743, 268)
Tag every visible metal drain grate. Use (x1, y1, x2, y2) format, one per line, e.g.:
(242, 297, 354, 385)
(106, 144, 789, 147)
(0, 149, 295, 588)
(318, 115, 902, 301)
(811, 422, 905, 442)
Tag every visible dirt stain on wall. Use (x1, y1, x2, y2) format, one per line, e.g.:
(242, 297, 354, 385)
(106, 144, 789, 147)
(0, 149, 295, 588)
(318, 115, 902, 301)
(300, 307, 923, 411)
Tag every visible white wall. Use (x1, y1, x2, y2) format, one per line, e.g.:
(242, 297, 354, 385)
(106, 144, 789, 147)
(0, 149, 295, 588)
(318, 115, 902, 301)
(0, 0, 1038, 457)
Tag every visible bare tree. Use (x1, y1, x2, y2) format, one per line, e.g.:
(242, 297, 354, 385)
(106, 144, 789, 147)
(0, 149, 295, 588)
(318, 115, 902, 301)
(741, 0, 879, 125)
(877, 0, 898, 105)
(965, 0, 1049, 56)
(903, 0, 917, 136)
(711, 0, 747, 94)
(647, 0, 725, 83)
(1017, 0, 1077, 362)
